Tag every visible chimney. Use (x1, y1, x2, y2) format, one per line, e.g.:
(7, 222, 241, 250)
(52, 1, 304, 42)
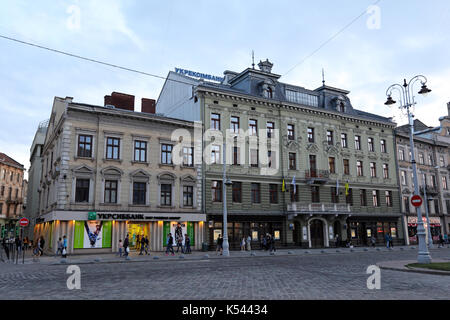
(104, 92, 135, 111)
(141, 98, 156, 114)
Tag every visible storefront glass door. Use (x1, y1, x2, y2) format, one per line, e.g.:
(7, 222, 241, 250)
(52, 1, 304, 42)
(127, 223, 147, 249)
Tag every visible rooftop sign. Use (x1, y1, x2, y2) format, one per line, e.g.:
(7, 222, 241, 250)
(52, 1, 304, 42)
(175, 67, 224, 82)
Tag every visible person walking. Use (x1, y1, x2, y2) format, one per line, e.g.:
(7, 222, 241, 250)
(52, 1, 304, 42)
(139, 235, 146, 255)
(118, 239, 123, 257)
(135, 234, 140, 252)
(335, 234, 340, 248)
(389, 233, 394, 248)
(184, 234, 191, 254)
(438, 233, 444, 248)
(241, 237, 246, 251)
(55, 238, 63, 257)
(166, 233, 174, 256)
(176, 236, 184, 254)
(144, 236, 149, 255)
(263, 234, 268, 251)
(216, 234, 223, 255)
(246, 235, 251, 251)
(385, 233, 390, 248)
(2, 237, 9, 260)
(444, 233, 448, 245)
(39, 236, 45, 256)
(270, 234, 276, 253)
(371, 236, 376, 247)
(123, 234, 129, 258)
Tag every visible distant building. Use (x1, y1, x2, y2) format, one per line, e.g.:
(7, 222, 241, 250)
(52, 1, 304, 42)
(0, 153, 25, 239)
(23, 119, 48, 238)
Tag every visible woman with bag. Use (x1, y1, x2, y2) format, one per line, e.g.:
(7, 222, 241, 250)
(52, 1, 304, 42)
(123, 234, 130, 258)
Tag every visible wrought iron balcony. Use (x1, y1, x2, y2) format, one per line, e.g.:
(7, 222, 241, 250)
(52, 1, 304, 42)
(304, 170, 329, 184)
(287, 202, 351, 213)
(419, 185, 439, 195)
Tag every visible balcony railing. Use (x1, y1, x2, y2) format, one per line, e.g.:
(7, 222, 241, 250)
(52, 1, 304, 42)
(305, 170, 329, 179)
(419, 185, 439, 195)
(287, 202, 351, 213)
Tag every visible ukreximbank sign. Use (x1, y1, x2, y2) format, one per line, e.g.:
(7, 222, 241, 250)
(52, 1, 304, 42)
(175, 67, 224, 82)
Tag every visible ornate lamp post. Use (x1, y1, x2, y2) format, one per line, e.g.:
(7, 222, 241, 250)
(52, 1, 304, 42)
(385, 75, 432, 264)
(222, 140, 232, 257)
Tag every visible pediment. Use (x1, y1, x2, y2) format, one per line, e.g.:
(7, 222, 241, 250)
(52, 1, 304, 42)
(158, 171, 176, 181)
(180, 174, 196, 183)
(101, 166, 123, 176)
(130, 169, 150, 178)
(72, 165, 94, 174)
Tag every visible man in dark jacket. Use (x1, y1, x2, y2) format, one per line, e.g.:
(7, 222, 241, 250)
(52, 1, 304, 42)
(166, 233, 174, 256)
(39, 236, 45, 256)
(123, 234, 129, 257)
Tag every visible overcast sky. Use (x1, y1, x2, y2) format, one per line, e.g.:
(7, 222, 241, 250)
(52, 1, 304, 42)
(1, 0, 449, 176)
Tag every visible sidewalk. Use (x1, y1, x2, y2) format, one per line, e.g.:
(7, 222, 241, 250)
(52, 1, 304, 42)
(377, 259, 450, 276)
(2, 245, 449, 266)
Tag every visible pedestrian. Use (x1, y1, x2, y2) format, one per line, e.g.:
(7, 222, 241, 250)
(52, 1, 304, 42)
(260, 235, 264, 250)
(55, 237, 63, 257)
(118, 239, 123, 257)
(389, 233, 394, 248)
(385, 233, 390, 248)
(184, 234, 191, 254)
(335, 234, 340, 248)
(123, 234, 129, 258)
(246, 235, 251, 251)
(263, 234, 268, 251)
(216, 234, 223, 255)
(166, 233, 174, 256)
(39, 236, 45, 256)
(241, 237, 246, 251)
(144, 236, 149, 255)
(139, 235, 146, 255)
(371, 236, 376, 247)
(438, 234, 444, 248)
(444, 233, 449, 245)
(2, 237, 9, 260)
(176, 236, 184, 253)
(136, 234, 140, 252)
(269, 234, 276, 253)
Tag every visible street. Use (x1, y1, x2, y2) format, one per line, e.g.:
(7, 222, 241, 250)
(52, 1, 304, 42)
(0, 247, 449, 300)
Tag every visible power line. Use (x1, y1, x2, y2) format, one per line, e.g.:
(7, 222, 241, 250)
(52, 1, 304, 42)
(0, 34, 199, 88)
(283, 0, 382, 76)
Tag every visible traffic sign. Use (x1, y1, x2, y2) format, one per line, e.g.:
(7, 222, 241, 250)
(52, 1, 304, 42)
(19, 218, 29, 227)
(411, 195, 423, 208)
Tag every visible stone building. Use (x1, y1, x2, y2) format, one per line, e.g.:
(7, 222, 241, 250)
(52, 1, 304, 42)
(396, 104, 450, 244)
(35, 92, 205, 254)
(157, 60, 404, 248)
(0, 153, 25, 238)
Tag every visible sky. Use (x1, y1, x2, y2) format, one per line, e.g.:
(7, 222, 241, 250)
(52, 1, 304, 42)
(1, 0, 450, 177)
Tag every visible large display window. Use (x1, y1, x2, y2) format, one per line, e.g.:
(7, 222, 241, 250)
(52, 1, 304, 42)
(74, 221, 112, 249)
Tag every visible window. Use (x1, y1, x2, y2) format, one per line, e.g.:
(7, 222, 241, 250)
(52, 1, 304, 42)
(372, 190, 380, 207)
(211, 145, 221, 164)
(327, 130, 334, 145)
(442, 176, 448, 190)
(211, 113, 220, 130)
(0, 185, 4, 196)
(182, 147, 194, 167)
(267, 122, 274, 138)
(339, 102, 345, 112)
(331, 187, 339, 203)
(307, 127, 314, 143)
(403, 196, 410, 213)
(383, 164, 389, 179)
(380, 139, 387, 153)
(160, 184, 171, 206)
(355, 136, 361, 150)
(268, 150, 275, 168)
(370, 162, 377, 178)
(251, 183, 261, 203)
(232, 182, 242, 203)
(428, 154, 434, 166)
(106, 137, 120, 159)
(78, 135, 92, 158)
(134, 140, 147, 162)
(385, 191, 393, 207)
(346, 188, 353, 206)
(287, 124, 295, 140)
(368, 138, 374, 152)
(401, 171, 407, 185)
(440, 156, 445, 167)
(311, 186, 320, 203)
(249, 119, 258, 136)
(230, 116, 240, 133)
(357, 161, 363, 176)
(431, 175, 437, 188)
(399, 149, 405, 161)
(212, 181, 222, 202)
(250, 149, 259, 168)
(328, 157, 336, 174)
(161, 144, 173, 164)
(132, 182, 146, 205)
(360, 189, 367, 206)
(289, 153, 296, 170)
(104, 180, 117, 204)
(341, 133, 348, 148)
(285, 90, 319, 107)
(269, 184, 278, 204)
(75, 179, 90, 203)
(183, 186, 193, 207)
(343, 159, 350, 175)
(419, 153, 424, 165)
(232, 146, 240, 165)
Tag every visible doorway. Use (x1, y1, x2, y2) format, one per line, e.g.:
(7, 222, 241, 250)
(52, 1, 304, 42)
(310, 220, 324, 248)
(127, 223, 148, 249)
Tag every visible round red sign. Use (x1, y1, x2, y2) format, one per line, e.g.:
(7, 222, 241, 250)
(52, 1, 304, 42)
(411, 195, 423, 208)
(19, 218, 29, 227)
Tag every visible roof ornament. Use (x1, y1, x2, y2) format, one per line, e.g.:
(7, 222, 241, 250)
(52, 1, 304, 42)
(322, 68, 326, 86)
(252, 50, 255, 69)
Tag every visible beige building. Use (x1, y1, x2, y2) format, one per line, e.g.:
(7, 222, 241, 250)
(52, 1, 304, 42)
(0, 153, 25, 239)
(35, 92, 205, 254)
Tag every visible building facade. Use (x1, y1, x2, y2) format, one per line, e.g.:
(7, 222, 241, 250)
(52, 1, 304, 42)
(0, 153, 25, 239)
(157, 60, 405, 249)
(396, 106, 450, 244)
(35, 93, 205, 254)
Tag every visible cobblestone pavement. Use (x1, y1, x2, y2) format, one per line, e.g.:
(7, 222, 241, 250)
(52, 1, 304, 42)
(0, 248, 449, 300)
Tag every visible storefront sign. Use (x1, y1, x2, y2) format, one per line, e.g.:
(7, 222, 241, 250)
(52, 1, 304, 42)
(407, 216, 441, 225)
(88, 212, 97, 220)
(97, 213, 145, 220)
(175, 67, 224, 82)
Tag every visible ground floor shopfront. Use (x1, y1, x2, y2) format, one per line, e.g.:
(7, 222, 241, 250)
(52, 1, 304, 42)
(34, 211, 206, 254)
(405, 215, 445, 245)
(0, 218, 20, 239)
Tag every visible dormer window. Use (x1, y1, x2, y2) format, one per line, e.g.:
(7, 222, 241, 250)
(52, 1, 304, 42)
(339, 102, 345, 112)
(267, 87, 273, 99)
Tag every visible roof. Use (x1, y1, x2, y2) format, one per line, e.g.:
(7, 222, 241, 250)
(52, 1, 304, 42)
(0, 153, 24, 170)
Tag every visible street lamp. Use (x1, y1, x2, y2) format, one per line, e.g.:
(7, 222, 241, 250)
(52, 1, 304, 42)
(385, 75, 432, 264)
(222, 140, 232, 257)
(421, 184, 433, 249)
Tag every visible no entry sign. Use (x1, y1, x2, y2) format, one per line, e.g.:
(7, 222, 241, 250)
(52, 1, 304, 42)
(411, 195, 423, 207)
(19, 218, 29, 227)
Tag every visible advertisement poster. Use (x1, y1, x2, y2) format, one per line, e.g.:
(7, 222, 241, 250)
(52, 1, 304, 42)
(74, 221, 112, 249)
(163, 221, 195, 246)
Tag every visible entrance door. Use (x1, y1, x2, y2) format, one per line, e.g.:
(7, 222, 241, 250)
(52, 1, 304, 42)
(310, 220, 324, 248)
(127, 223, 147, 249)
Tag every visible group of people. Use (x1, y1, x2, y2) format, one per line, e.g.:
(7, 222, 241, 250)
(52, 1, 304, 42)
(214, 233, 276, 255)
(165, 232, 191, 255)
(118, 233, 150, 258)
(259, 234, 276, 253)
(55, 236, 68, 257)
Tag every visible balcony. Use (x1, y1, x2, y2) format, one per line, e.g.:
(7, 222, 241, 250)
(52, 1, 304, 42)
(287, 202, 351, 213)
(419, 185, 439, 195)
(6, 197, 23, 204)
(304, 170, 329, 184)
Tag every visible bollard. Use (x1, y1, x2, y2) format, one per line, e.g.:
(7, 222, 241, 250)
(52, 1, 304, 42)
(336, 249, 340, 253)
(363, 248, 368, 252)
(320, 250, 326, 254)
(153, 256, 159, 260)
(288, 251, 293, 254)
(179, 255, 185, 259)
(304, 251, 310, 254)
(251, 252, 256, 256)
(203, 254, 209, 259)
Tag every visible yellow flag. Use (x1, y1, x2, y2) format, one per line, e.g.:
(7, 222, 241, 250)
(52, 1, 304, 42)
(282, 179, 286, 192)
(345, 182, 349, 196)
